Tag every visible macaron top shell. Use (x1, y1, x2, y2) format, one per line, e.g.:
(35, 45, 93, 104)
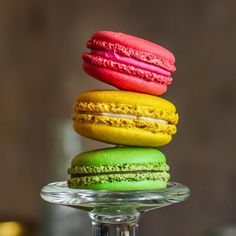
(76, 90, 176, 114)
(71, 147, 166, 167)
(90, 31, 175, 64)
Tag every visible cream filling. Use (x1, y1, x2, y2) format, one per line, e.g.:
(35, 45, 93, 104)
(80, 111, 168, 124)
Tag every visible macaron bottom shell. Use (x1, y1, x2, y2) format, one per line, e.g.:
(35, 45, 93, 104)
(83, 62, 168, 96)
(74, 122, 172, 147)
(68, 180, 167, 191)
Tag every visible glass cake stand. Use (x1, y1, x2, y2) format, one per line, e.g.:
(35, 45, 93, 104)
(41, 181, 190, 236)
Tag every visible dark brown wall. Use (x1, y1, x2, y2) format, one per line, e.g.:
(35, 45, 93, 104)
(0, 0, 236, 235)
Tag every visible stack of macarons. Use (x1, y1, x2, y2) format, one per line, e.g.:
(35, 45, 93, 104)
(67, 31, 178, 190)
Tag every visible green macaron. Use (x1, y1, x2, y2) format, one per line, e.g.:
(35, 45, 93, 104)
(67, 147, 170, 190)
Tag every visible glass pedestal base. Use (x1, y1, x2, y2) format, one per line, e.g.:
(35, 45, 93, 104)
(41, 181, 190, 236)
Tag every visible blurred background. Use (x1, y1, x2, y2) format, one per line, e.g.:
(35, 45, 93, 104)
(0, 0, 236, 235)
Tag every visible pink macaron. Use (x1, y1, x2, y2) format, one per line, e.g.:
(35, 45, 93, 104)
(83, 31, 176, 95)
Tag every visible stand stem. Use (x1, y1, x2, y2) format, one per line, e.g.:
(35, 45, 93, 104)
(91, 221, 138, 236)
(89, 212, 140, 236)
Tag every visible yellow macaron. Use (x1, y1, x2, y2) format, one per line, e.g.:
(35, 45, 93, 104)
(72, 90, 179, 147)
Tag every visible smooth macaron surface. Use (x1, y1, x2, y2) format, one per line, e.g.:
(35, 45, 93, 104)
(83, 31, 176, 95)
(72, 90, 179, 147)
(67, 147, 170, 190)
(70, 146, 167, 166)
